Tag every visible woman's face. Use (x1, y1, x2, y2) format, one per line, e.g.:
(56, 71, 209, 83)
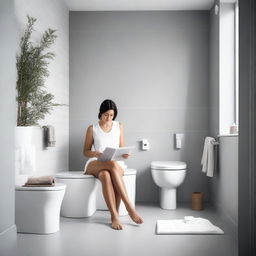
(101, 109, 114, 122)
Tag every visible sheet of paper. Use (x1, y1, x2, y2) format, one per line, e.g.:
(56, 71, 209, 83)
(98, 146, 134, 161)
(112, 146, 134, 161)
(97, 147, 116, 161)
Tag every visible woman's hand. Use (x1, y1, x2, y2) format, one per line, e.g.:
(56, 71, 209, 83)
(122, 154, 130, 159)
(94, 151, 102, 158)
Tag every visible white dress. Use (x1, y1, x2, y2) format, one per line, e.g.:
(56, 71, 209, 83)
(83, 121, 120, 173)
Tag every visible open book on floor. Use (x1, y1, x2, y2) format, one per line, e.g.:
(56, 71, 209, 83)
(98, 146, 135, 161)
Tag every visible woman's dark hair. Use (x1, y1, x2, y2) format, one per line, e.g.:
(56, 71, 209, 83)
(98, 99, 118, 120)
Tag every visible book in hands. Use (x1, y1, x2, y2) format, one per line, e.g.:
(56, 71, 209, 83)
(98, 146, 134, 161)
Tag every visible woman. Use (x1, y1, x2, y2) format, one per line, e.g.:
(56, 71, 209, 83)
(83, 99, 143, 230)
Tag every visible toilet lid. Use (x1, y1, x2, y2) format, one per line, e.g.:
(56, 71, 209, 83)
(151, 161, 186, 170)
(15, 183, 66, 191)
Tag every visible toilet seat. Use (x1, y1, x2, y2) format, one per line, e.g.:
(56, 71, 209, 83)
(55, 171, 94, 179)
(55, 169, 137, 178)
(151, 161, 186, 170)
(15, 183, 66, 191)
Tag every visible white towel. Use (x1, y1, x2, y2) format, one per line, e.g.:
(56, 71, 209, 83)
(201, 137, 215, 177)
(156, 216, 224, 235)
(15, 144, 35, 175)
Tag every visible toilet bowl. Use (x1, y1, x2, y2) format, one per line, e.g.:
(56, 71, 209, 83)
(55, 169, 137, 217)
(151, 161, 187, 210)
(55, 172, 97, 217)
(15, 183, 66, 234)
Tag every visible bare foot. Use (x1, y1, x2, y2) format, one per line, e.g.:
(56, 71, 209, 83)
(128, 209, 143, 224)
(111, 217, 123, 230)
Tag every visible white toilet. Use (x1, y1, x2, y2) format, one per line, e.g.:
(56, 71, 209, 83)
(15, 183, 66, 234)
(55, 172, 97, 217)
(151, 161, 187, 210)
(55, 169, 137, 217)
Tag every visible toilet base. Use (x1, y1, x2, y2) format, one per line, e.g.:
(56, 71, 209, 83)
(56, 177, 97, 218)
(15, 184, 66, 234)
(160, 188, 177, 210)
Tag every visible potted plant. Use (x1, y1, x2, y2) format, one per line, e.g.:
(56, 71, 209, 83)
(15, 16, 58, 174)
(16, 15, 58, 127)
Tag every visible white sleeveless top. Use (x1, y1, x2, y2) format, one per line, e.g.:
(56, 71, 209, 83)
(92, 120, 120, 152)
(84, 120, 126, 173)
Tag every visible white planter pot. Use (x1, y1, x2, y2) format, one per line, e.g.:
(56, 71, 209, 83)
(15, 126, 36, 175)
(15, 126, 33, 146)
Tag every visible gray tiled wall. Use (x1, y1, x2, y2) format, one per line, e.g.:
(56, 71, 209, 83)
(69, 11, 210, 202)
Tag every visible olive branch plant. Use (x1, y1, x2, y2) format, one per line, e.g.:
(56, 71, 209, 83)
(16, 15, 59, 126)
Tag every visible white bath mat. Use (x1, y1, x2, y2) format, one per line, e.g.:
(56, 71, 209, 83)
(156, 216, 224, 235)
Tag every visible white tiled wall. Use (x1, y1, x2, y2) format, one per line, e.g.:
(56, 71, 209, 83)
(15, 0, 69, 182)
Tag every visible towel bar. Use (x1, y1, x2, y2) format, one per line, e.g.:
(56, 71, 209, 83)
(211, 140, 219, 145)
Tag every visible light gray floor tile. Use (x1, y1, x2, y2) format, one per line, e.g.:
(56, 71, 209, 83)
(16, 203, 238, 256)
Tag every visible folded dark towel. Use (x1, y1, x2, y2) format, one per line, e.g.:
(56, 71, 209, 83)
(24, 176, 55, 187)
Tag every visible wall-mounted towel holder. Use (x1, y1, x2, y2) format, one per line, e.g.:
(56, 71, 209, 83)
(42, 125, 56, 148)
(209, 137, 219, 175)
(211, 140, 219, 146)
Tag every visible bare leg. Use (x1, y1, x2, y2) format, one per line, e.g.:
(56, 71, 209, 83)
(107, 163, 143, 224)
(86, 160, 143, 225)
(112, 184, 121, 213)
(97, 170, 122, 230)
(87, 162, 123, 229)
